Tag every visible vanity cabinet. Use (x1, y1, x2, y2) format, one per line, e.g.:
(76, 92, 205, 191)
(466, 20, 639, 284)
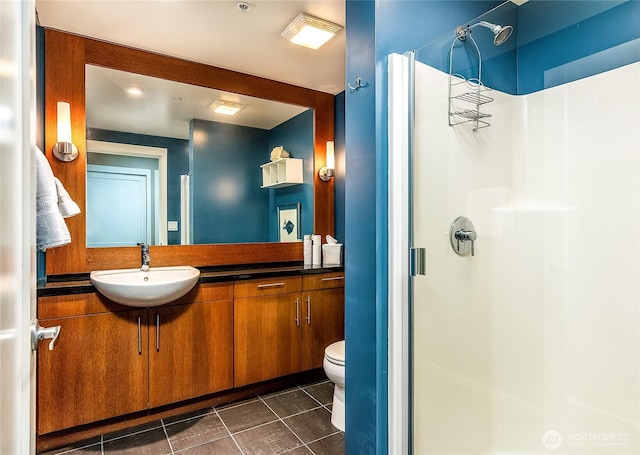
(301, 272, 345, 370)
(234, 277, 303, 387)
(149, 283, 233, 408)
(233, 272, 345, 387)
(37, 283, 233, 434)
(37, 296, 148, 434)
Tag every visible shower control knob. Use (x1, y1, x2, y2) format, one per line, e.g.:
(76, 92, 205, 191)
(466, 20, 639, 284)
(455, 228, 477, 256)
(450, 216, 477, 257)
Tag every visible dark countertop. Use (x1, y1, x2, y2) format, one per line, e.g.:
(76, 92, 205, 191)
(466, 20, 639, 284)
(38, 262, 344, 297)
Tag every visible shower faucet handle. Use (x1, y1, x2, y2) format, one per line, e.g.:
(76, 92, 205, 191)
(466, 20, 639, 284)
(450, 216, 477, 257)
(455, 228, 477, 256)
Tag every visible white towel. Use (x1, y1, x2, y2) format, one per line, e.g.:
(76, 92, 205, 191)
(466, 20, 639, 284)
(36, 147, 71, 251)
(54, 177, 80, 218)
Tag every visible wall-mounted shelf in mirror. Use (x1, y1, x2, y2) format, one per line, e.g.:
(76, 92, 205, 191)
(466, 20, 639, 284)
(261, 158, 303, 189)
(43, 29, 335, 275)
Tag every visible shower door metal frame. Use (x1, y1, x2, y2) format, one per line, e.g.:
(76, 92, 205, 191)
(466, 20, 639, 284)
(387, 51, 415, 455)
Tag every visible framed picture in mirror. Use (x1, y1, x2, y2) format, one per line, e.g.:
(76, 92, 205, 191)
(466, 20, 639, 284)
(277, 203, 301, 242)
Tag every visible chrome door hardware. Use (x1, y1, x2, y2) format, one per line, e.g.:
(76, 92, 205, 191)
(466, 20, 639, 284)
(30, 319, 61, 351)
(450, 216, 478, 256)
(410, 247, 427, 276)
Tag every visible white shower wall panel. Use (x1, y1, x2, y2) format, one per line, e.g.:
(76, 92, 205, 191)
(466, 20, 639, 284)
(412, 60, 640, 453)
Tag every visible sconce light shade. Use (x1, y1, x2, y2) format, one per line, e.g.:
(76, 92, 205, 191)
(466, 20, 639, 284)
(319, 141, 335, 182)
(53, 101, 78, 162)
(282, 13, 343, 50)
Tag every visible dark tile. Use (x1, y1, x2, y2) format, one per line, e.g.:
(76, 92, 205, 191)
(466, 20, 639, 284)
(102, 427, 171, 455)
(215, 397, 259, 411)
(234, 421, 303, 455)
(39, 443, 102, 455)
(217, 400, 278, 433)
(163, 407, 214, 425)
(38, 437, 102, 455)
(263, 389, 322, 418)
(303, 382, 334, 406)
(307, 433, 345, 455)
(282, 446, 313, 454)
(174, 436, 242, 455)
(284, 408, 336, 444)
(103, 420, 162, 441)
(165, 412, 229, 451)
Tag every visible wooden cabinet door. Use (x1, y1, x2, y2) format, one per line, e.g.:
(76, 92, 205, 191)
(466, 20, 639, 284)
(149, 299, 233, 408)
(37, 310, 148, 434)
(234, 293, 302, 387)
(301, 287, 345, 370)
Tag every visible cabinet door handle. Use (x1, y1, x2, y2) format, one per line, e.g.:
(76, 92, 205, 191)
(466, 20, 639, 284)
(156, 314, 160, 352)
(137, 316, 142, 355)
(306, 296, 311, 325)
(321, 276, 344, 282)
(257, 282, 285, 289)
(295, 298, 300, 327)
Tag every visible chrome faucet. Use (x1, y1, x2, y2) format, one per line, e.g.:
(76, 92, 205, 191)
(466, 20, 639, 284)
(137, 243, 151, 271)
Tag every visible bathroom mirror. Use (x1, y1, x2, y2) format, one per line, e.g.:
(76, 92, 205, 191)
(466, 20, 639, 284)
(85, 65, 314, 247)
(44, 29, 335, 274)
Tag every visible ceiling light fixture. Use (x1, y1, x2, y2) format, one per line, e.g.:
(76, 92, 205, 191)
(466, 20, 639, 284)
(124, 86, 144, 96)
(210, 100, 245, 115)
(282, 13, 343, 50)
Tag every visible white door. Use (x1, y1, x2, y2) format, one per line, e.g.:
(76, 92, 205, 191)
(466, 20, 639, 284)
(0, 0, 37, 453)
(87, 165, 152, 246)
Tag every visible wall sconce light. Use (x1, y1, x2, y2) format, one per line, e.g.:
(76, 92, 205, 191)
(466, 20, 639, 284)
(52, 101, 78, 162)
(319, 141, 335, 182)
(282, 13, 343, 50)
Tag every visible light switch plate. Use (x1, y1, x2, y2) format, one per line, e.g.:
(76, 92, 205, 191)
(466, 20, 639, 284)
(168, 221, 178, 231)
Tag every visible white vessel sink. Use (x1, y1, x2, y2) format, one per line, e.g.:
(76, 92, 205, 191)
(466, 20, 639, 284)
(90, 266, 200, 307)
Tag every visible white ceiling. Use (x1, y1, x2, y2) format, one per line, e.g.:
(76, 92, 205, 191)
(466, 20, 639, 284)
(86, 65, 310, 138)
(35, 0, 346, 95)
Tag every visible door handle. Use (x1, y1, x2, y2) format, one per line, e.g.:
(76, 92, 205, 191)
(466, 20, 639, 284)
(30, 319, 61, 351)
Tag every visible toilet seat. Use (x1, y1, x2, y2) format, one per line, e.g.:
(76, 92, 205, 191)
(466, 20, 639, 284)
(324, 340, 345, 366)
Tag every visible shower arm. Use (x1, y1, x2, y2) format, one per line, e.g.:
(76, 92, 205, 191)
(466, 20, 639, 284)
(456, 21, 497, 40)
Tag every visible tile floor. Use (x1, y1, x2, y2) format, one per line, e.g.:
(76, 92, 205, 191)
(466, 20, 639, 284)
(41, 381, 343, 455)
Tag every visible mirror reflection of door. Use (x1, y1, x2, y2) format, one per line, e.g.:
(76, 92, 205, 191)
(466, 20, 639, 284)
(87, 165, 152, 247)
(86, 140, 168, 246)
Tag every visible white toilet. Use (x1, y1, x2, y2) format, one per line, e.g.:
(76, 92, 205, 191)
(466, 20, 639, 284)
(323, 340, 345, 431)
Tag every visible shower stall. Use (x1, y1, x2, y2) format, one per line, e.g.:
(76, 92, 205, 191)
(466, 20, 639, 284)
(388, 1, 640, 453)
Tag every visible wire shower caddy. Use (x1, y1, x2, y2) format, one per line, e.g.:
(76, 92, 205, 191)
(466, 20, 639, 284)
(448, 28, 494, 130)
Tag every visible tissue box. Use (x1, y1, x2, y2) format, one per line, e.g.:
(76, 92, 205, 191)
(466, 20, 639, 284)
(322, 243, 343, 265)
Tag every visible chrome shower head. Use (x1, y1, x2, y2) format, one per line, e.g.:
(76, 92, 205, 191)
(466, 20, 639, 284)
(492, 24, 513, 46)
(456, 21, 513, 46)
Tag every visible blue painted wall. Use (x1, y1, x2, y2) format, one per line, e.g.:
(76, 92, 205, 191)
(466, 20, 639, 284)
(87, 128, 189, 245)
(268, 110, 314, 241)
(411, 0, 640, 95)
(345, 1, 378, 453)
(517, 0, 640, 93)
(189, 119, 269, 244)
(190, 114, 314, 245)
(36, 25, 46, 284)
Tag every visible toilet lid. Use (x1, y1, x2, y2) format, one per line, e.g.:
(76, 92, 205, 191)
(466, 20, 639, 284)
(325, 340, 345, 365)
